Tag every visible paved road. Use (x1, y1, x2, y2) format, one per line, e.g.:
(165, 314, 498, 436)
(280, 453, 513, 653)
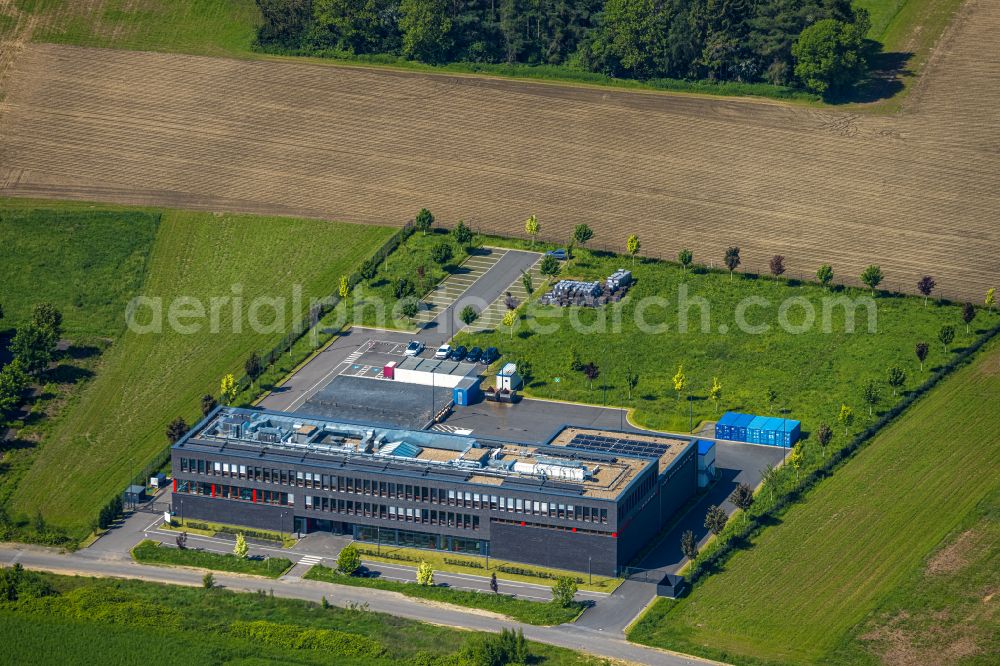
(0, 544, 712, 666)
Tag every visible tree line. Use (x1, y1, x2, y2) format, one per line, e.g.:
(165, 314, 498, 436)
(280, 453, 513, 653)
(255, 0, 873, 95)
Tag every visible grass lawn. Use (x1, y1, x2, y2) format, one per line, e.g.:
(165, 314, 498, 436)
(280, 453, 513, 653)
(13, 0, 261, 59)
(355, 543, 620, 593)
(305, 564, 583, 626)
(0, 205, 159, 337)
(351, 228, 470, 330)
(830, 490, 999, 664)
(0, 571, 608, 665)
(8, 203, 394, 536)
(132, 539, 293, 578)
(626, 338, 1000, 664)
(454, 246, 997, 436)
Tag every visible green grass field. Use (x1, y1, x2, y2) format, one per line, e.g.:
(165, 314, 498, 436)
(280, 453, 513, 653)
(627, 339, 1000, 664)
(0, 571, 606, 665)
(132, 539, 293, 578)
(0, 206, 159, 337)
(7, 203, 393, 535)
(3, 0, 956, 108)
(305, 564, 583, 626)
(830, 490, 999, 664)
(454, 245, 996, 435)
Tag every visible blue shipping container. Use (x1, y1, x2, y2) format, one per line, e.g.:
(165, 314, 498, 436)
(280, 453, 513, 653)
(733, 413, 755, 441)
(715, 412, 741, 440)
(747, 416, 770, 444)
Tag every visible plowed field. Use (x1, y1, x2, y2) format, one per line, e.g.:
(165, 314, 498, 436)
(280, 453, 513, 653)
(1, 0, 997, 300)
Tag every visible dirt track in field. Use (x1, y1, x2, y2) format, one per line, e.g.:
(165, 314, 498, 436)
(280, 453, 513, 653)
(0, 1, 997, 300)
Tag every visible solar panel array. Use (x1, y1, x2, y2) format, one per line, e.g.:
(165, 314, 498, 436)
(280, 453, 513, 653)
(566, 432, 671, 460)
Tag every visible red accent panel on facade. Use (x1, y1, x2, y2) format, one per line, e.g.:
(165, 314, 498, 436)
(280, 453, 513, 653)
(252, 489, 257, 503)
(211, 484, 216, 498)
(173, 478, 177, 492)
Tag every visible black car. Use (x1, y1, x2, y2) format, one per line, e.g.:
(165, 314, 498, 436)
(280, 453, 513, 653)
(449, 345, 467, 361)
(466, 347, 482, 363)
(481, 347, 500, 365)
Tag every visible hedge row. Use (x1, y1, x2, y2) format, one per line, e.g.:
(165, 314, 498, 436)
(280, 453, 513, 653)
(495, 565, 584, 584)
(443, 557, 483, 569)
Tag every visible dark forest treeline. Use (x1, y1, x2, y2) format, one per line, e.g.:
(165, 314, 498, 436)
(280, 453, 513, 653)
(255, 0, 872, 96)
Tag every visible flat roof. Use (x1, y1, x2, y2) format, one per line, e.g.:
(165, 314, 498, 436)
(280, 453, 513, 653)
(548, 427, 693, 476)
(175, 407, 656, 501)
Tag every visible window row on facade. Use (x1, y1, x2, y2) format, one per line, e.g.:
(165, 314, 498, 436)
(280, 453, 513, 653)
(175, 480, 290, 505)
(177, 457, 610, 524)
(304, 495, 480, 530)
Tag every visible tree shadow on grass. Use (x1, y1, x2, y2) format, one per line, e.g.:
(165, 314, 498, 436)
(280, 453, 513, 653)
(64, 344, 102, 360)
(825, 48, 912, 105)
(45, 364, 94, 385)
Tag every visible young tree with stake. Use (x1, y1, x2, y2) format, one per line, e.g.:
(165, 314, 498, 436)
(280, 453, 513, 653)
(709, 377, 722, 414)
(838, 404, 854, 435)
(704, 505, 728, 536)
(769, 255, 786, 276)
(816, 423, 832, 458)
(680, 530, 698, 561)
(962, 303, 976, 333)
(627, 234, 640, 266)
(524, 215, 539, 247)
(220, 374, 237, 406)
(415, 208, 434, 235)
(572, 224, 594, 250)
(724, 247, 741, 281)
(502, 309, 517, 340)
(986, 288, 996, 312)
(730, 483, 754, 525)
(862, 379, 881, 417)
(339, 274, 350, 299)
(582, 362, 600, 389)
(678, 249, 693, 273)
(860, 265, 884, 295)
(816, 264, 834, 289)
(915, 342, 929, 371)
(939, 325, 955, 352)
(887, 366, 906, 397)
(917, 276, 935, 305)
(234, 533, 249, 559)
(672, 365, 687, 402)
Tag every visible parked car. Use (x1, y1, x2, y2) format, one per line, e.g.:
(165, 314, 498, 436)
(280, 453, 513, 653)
(465, 347, 482, 363)
(404, 340, 424, 357)
(434, 344, 451, 359)
(546, 248, 568, 260)
(450, 345, 467, 361)
(481, 347, 500, 365)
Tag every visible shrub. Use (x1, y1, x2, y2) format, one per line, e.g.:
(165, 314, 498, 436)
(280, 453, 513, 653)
(461, 628, 528, 666)
(202, 572, 214, 589)
(431, 242, 453, 264)
(416, 561, 434, 586)
(337, 544, 362, 575)
(551, 577, 578, 607)
(460, 305, 478, 325)
(444, 557, 483, 569)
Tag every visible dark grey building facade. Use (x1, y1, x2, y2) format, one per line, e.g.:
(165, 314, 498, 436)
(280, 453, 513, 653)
(171, 407, 696, 576)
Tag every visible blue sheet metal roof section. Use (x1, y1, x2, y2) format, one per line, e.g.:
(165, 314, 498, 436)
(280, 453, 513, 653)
(697, 439, 715, 455)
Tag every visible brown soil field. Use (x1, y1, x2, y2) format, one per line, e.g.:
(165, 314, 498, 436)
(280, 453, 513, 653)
(1, 1, 998, 300)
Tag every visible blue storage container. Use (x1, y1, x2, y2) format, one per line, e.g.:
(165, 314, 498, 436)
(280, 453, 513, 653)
(715, 412, 740, 440)
(747, 416, 769, 444)
(734, 413, 754, 441)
